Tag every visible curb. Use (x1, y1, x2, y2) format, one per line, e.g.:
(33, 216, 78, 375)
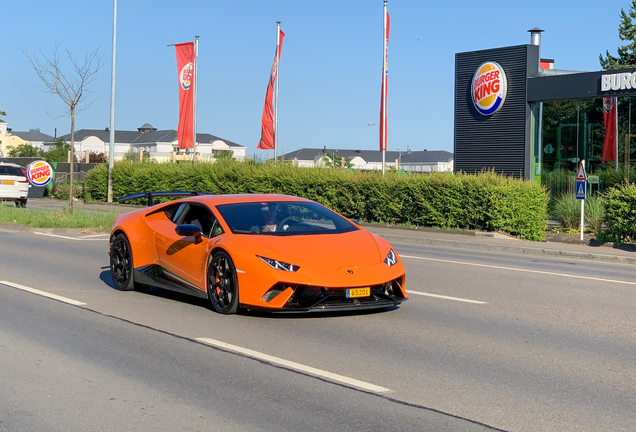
(375, 233, 636, 266)
(0, 223, 109, 236)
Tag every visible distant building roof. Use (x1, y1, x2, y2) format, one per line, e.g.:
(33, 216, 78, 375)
(53, 124, 245, 148)
(9, 128, 55, 142)
(279, 148, 453, 164)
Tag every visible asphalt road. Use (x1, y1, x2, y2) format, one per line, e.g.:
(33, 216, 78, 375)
(1, 227, 635, 431)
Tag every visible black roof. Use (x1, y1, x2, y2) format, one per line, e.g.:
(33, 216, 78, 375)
(9, 129, 55, 142)
(52, 126, 244, 148)
(278, 148, 453, 164)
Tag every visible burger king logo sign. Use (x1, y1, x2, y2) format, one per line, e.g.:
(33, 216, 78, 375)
(26, 161, 53, 187)
(180, 62, 193, 91)
(471, 61, 507, 116)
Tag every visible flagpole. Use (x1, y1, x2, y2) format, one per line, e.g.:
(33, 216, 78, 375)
(274, 22, 281, 166)
(193, 35, 199, 163)
(381, 1, 388, 176)
(616, 97, 619, 172)
(107, 0, 117, 202)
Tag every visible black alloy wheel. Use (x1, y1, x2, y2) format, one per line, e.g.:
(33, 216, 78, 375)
(207, 251, 240, 314)
(110, 233, 136, 291)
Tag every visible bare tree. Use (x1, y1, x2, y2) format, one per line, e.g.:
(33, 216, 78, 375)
(24, 46, 104, 213)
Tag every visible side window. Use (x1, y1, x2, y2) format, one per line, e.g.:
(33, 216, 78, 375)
(170, 203, 189, 224)
(182, 204, 215, 238)
(164, 203, 182, 223)
(211, 220, 224, 237)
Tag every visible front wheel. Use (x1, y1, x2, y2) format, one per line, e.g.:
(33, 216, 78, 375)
(207, 251, 240, 314)
(110, 233, 136, 291)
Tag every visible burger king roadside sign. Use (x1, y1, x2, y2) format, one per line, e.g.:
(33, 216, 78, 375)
(471, 61, 507, 116)
(26, 161, 53, 187)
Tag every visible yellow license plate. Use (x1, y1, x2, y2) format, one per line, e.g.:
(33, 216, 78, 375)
(346, 287, 370, 298)
(1, 180, 15, 185)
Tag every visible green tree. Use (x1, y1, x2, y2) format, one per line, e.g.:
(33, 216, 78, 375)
(213, 150, 234, 160)
(45, 138, 76, 163)
(0, 109, 6, 116)
(600, 0, 636, 69)
(24, 45, 104, 212)
(8, 144, 44, 157)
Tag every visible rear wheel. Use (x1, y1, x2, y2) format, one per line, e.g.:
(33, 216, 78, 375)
(15, 199, 27, 208)
(110, 233, 136, 291)
(207, 251, 240, 314)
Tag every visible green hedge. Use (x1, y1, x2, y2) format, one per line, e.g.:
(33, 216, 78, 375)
(86, 161, 549, 241)
(601, 184, 636, 243)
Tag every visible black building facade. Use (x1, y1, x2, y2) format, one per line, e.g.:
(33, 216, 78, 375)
(454, 32, 636, 181)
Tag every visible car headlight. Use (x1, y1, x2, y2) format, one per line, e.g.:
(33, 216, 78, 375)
(257, 256, 300, 272)
(384, 249, 398, 267)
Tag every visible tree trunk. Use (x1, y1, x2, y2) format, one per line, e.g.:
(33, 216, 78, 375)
(69, 109, 75, 214)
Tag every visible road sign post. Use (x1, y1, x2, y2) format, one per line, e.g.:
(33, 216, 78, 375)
(576, 160, 587, 241)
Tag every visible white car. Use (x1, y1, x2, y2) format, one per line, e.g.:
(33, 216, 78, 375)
(0, 162, 30, 207)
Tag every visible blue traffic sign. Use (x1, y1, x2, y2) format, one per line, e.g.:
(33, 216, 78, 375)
(576, 180, 586, 199)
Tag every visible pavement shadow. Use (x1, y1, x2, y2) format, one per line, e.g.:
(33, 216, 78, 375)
(588, 239, 636, 252)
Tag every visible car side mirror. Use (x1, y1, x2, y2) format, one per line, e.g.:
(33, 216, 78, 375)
(350, 219, 359, 225)
(175, 224, 203, 244)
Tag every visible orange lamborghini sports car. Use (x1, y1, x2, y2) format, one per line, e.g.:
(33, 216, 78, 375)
(109, 192, 407, 314)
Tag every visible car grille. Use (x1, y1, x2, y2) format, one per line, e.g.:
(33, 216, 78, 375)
(267, 275, 406, 311)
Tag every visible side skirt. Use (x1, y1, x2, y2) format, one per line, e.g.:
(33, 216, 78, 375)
(134, 265, 208, 300)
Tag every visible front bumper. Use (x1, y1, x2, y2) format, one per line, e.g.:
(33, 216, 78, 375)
(257, 275, 407, 312)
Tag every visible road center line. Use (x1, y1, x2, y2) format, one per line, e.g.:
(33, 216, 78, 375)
(0, 281, 86, 306)
(406, 290, 487, 304)
(33, 232, 109, 241)
(195, 337, 391, 393)
(401, 254, 636, 286)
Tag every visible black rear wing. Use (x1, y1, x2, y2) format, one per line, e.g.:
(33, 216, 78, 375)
(118, 191, 209, 207)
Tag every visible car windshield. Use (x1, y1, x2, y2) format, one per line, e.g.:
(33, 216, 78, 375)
(0, 167, 24, 176)
(216, 201, 359, 236)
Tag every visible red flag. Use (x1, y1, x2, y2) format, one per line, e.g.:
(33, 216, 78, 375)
(379, 9, 390, 151)
(602, 97, 617, 162)
(175, 42, 195, 149)
(258, 29, 285, 150)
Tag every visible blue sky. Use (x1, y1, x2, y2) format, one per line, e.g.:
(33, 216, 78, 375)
(1, 0, 631, 157)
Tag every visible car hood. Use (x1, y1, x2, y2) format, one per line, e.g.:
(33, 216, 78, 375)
(239, 229, 383, 270)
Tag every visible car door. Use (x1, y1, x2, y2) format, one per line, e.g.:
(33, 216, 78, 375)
(154, 202, 218, 292)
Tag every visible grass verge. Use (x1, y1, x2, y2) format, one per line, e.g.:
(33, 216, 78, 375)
(0, 204, 117, 230)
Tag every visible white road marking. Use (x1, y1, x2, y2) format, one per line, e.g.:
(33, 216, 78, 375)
(401, 254, 636, 286)
(407, 290, 487, 304)
(33, 232, 109, 241)
(0, 281, 86, 306)
(196, 337, 391, 393)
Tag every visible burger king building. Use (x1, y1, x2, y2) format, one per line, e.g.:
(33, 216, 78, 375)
(454, 28, 635, 181)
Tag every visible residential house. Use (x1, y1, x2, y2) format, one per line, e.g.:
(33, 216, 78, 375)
(0, 122, 54, 156)
(278, 148, 454, 172)
(46, 123, 246, 161)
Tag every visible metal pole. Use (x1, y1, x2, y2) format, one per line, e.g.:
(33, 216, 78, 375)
(629, 98, 632, 182)
(381, 1, 387, 176)
(580, 159, 585, 241)
(193, 36, 199, 163)
(107, 0, 117, 203)
(580, 197, 585, 241)
(616, 97, 619, 172)
(274, 22, 281, 166)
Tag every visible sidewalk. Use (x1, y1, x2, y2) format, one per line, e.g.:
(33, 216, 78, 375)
(20, 198, 636, 266)
(366, 225, 636, 266)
